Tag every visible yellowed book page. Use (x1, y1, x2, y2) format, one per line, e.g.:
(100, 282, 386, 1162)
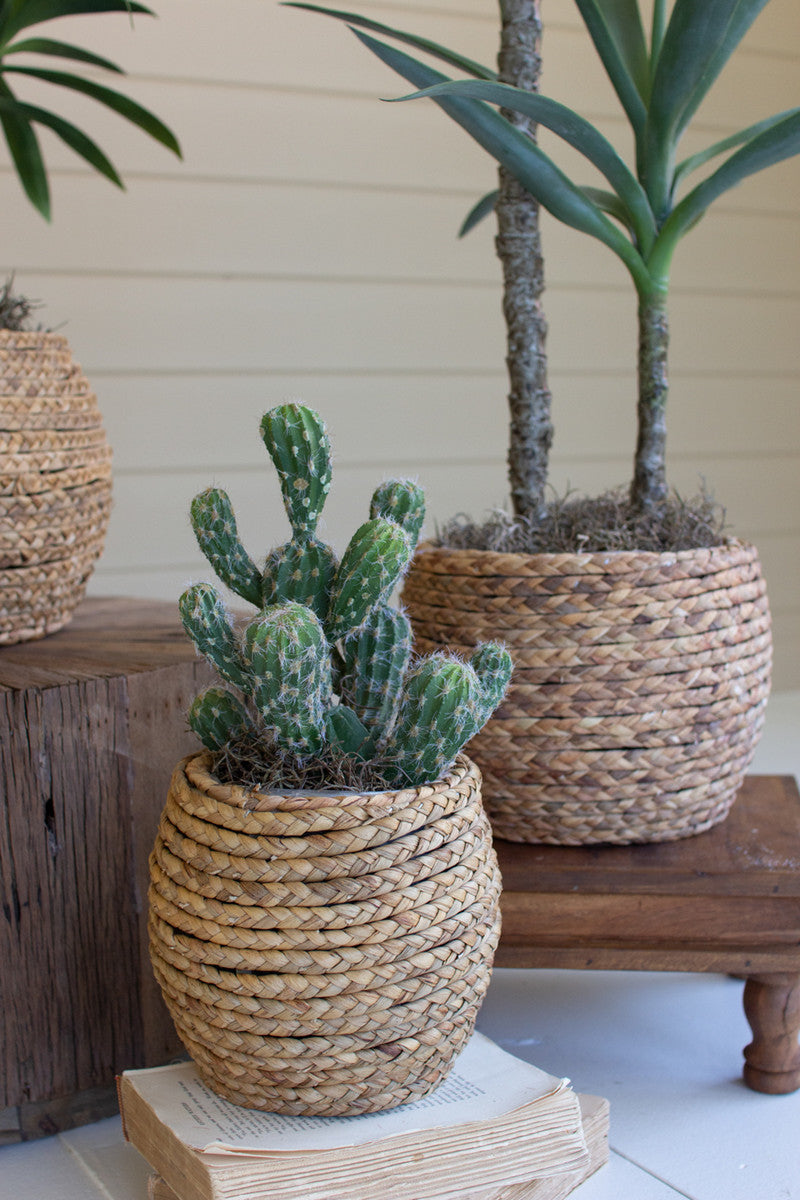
(146, 1095, 609, 1200)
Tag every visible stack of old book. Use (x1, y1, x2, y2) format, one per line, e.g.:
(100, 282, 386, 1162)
(118, 1033, 608, 1200)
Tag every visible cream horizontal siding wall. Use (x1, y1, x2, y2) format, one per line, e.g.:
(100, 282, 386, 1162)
(2, 0, 798, 686)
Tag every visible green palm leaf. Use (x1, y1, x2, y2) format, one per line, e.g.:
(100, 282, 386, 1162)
(3, 37, 124, 73)
(2, 65, 181, 154)
(0, 2, 153, 42)
(5, 96, 124, 185)
(283, 2, 496, 81)
(0, 86, 49, 215)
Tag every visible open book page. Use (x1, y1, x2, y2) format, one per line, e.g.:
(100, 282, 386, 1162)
(121, 1032, 571, 1156)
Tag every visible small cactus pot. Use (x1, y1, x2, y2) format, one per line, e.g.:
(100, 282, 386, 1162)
(148, 752, 501, 1116)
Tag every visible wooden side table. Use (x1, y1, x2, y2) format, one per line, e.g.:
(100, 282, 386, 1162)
(0, 598, 210, 1141)
(495, 774, 800, 1094)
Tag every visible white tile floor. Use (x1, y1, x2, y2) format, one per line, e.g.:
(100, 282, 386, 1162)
(2, 691, 799, 1200)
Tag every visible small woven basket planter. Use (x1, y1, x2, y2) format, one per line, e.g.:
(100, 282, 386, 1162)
(149, 751, 501, 1115)
(402, 540, 771, 846)
(0, 331, 112, 645)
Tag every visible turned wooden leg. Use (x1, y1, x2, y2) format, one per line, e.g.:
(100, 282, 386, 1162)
(742, 972, 800, 1094)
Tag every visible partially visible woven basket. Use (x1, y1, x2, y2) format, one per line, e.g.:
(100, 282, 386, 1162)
(0, 331, 112, 644)
(149, 752, 501, 1115)
(403, 540, 771, 845)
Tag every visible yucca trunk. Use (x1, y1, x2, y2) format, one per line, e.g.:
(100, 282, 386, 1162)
(631, 290, 669, 512)
(496, 0, 552, 523)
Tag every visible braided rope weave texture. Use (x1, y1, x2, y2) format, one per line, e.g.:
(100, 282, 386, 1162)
(149, 752, 501, 1115)
(404, 541, 772, 845)
(0, 332, 112, 644)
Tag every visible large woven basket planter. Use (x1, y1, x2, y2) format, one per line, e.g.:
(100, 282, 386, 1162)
(402, 540, 771, 846)
(148, 751, 501, 1116)
(0, 330, 112, 645)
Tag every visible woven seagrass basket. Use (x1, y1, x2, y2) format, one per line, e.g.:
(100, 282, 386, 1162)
(149, 751, 501, 1115)
(0, 330, 112, 645)
(402, 540, 771, 846)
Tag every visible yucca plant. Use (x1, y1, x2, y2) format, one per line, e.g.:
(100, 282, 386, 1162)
(289, 0, 800, 520)
(0, 0, 181, 220)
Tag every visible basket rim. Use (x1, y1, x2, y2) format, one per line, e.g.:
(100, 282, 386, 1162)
(181, 750, 478, 814)
(412, 536, 758, 574)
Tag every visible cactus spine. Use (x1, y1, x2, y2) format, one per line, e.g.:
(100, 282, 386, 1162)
(179, 583, 249, 690)
(260, 404, 332, 538)
(262, 536, 338, 619)
(182, 403, 512, 785)
(188, 687, 250, 752)
(243, 604, 332, 758)
(190, 488, 262, 608)
(336, 604, 412, 744)
(370, 478, 426, 552)
(381, 645, 513, 786)
(327, 517, 412, 642)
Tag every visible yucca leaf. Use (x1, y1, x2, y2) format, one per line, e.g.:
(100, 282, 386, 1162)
(581, 186, 634, 230)
(459, 188, 498, 237)
(651, 108, 800, 276)
(650, 0, 667, 64)
(355, 29, 651, 290)
(7, 97, 124, 185)
(573, 0, 647, 135)
(398, 78, 656, 251)
(644, 0, 770, 216)
(283, 2, 496, 80)
(2, 65, 181, 155)
(589, 0, 649, 98)
(670, 0, 771, 140)
(674, 110, 797, 189)
(3, 37, 125, 73)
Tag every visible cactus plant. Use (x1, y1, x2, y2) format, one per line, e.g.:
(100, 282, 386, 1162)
(182, 402, 512, 788)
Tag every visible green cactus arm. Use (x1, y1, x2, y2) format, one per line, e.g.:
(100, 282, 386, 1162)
(370, 479, 426, 554)
(469, 642, 514, 712)
(336, 602, 411, 741)
(179, 583, 250, 690)
(188, 687, 253, 752)
(241, 603, 332, 759)
(380, 644, 510, 786)
(190, 488, 263, 608)
(261, 535, 338, 619)
(379, 653, 478, 786)
(260, 404, 333, 539)
(325, 704, 371, 759)
(326, 517, 413, 642)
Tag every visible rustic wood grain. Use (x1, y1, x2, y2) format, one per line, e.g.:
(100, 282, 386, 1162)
(495, 775, 800, 1091)
(0, 597, 209, 1139)
(743, 973, 800, 1094)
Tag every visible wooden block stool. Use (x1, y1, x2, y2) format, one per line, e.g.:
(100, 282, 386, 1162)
(0, 598, 210, 1141)
(495, 775, 800, 1094)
